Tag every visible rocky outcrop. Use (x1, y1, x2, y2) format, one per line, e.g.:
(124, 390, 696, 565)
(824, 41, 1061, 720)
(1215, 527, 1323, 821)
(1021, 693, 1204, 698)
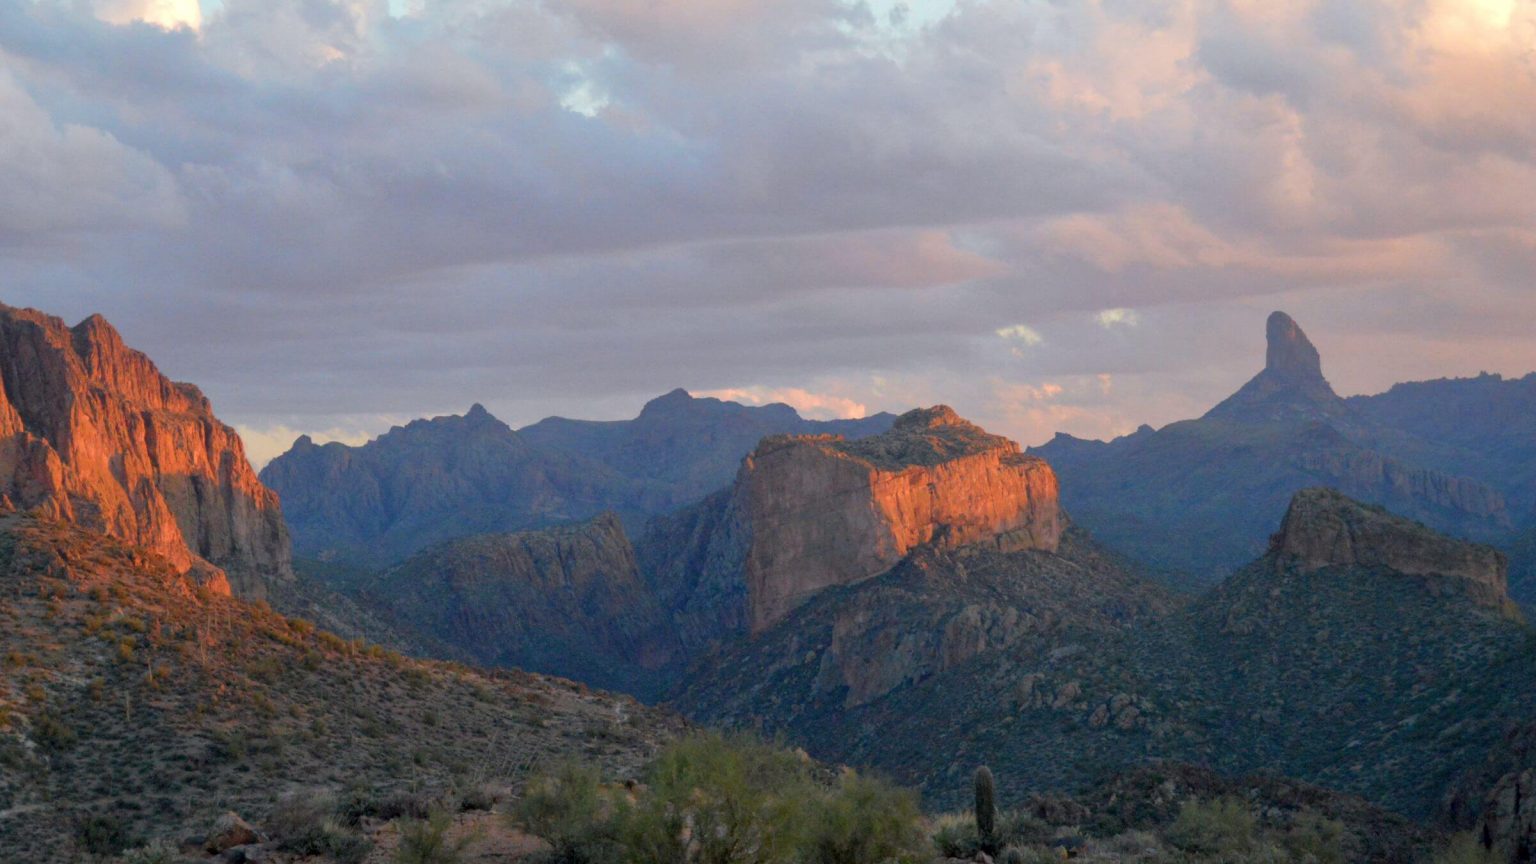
(1481, 769, 1536, 862)
(738, 406, 1063, 631)
(1206, 311, 1350, 423)
(369, 512, 680, 697)
(0, 304, 290, 596)
(1271, 488, 1509, 608)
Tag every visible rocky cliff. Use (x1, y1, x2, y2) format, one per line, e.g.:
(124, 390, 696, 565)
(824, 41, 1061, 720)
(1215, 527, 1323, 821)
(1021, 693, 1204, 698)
(365, 512, 679, 697)
(737, 406, 1063, 631)
(1271, 488, 1510, 609)
(0, 304, 290, 596)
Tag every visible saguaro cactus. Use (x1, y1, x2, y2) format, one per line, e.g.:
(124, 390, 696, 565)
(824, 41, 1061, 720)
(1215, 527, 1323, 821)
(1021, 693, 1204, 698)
(975, 765, 997, 852)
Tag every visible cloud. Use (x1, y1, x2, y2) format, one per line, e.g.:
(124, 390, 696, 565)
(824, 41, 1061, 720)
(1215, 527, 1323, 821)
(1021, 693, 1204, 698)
(91, 0, 201, 31)
(0, 0, 1532, 454)
(1095, 308, 1140, 329)
(996, 324, 1043, 346)
(233, 422, 388, 471)
(695, 386, 870, 420)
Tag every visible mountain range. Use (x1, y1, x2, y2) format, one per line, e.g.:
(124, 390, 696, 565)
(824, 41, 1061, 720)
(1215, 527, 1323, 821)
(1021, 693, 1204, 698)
(2, 299, 1535, 861)
(1033, 312, 1530, 600)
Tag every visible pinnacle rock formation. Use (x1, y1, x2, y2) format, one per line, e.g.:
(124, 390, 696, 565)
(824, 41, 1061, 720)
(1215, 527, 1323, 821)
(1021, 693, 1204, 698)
(1270, 487, 1510, 608)
(1206, 311, 1347, 422)
(737, 405, 1063, 631)
(0, 304, 291, 596)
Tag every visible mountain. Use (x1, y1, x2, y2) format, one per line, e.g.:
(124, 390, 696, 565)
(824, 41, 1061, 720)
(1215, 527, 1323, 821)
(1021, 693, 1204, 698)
(675, 488, 1534, 826)
(1032, 311, 1512, 589)
(1348, 372, 1536, 524)
(262, 391, 896, 569)
(0, 304, 291, 597)
(638, 405, 1067, 654)
(0, 513, 681, 861)
(519, 388, 896, 507)
(360, 512, 680, 698)
(259, 404, 665, 567)
(321, 405, 1066, 700)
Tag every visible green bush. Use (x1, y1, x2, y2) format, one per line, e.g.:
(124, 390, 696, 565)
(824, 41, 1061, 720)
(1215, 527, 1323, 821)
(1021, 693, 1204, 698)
(806, 772, 925, 864)
(395, 808, 477, 864)
(514, 761, 624, 863)
(516, 733, 927, 864)
(1165, 796, 1258, 857)
(930, 811, 981, 858)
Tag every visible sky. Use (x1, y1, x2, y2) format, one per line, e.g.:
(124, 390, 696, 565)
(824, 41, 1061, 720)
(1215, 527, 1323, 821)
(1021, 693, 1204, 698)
(2, 0, 1535, 468)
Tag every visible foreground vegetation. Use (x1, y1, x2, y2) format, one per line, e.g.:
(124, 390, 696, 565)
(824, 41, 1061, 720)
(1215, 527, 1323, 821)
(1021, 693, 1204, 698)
(511, 732, 1492, 864)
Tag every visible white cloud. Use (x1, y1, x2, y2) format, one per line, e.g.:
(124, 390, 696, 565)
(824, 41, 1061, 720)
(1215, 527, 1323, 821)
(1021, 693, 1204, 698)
(695, 387, 869, 420)
(1096, 308, 1140, 329)
(92, 0, 202, 30)
(996, 324, 1044, 346)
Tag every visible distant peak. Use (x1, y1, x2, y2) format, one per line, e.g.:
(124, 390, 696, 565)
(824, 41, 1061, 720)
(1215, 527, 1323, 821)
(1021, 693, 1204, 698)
(466, 403, 490, 418)
(638, 388, 695, 416)
(893, 405, 965, 430)
(1265, 311, 1323, 383)
(1203, 312, 1344, 422)
(294, 434, 315, 448)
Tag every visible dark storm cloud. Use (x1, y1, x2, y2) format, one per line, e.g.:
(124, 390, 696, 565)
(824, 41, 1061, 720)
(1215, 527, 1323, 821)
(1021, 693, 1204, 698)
(1, 0, 1533, 464)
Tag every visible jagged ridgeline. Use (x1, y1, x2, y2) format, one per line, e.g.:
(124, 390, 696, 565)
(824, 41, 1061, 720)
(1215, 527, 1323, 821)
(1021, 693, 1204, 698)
(259, 390, 896, 567)
(1033, 312, 1527, 595)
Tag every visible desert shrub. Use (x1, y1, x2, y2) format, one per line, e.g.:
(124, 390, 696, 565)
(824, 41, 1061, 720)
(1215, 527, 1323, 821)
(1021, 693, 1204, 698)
(395, 808, 477, 864)
(457, 783, 499, 812)
(1433, 832, 1502, 864)
(517, 732, 925, 864)
(514, 761, 624, 863)
(267, 792, 373, 864)
(75, 813, 133, 856)
(1164, 796, 1258, 857)
(32, 710, 76, 752)
(930, 811, 981, 858)
(806, 772, 925, 864)
(1280, 808, 1353, 864)
(628, 731, 812, 864)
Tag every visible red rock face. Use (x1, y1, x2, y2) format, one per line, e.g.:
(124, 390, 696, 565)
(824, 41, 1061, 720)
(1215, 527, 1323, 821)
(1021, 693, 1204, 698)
(738, 406, 1063, 631)
(0, 305, 291, 596)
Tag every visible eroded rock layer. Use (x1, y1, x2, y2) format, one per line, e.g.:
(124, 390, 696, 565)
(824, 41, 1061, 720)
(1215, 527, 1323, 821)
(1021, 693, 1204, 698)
(739, 406, 1063, 631)
(0, 304, 291, 595)
(1273, 487, 1508, 608)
